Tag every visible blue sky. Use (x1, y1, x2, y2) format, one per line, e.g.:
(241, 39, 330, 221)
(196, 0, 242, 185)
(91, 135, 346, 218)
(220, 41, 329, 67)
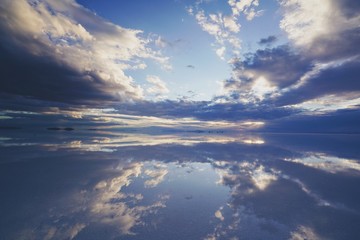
(0, 0, 359, 132)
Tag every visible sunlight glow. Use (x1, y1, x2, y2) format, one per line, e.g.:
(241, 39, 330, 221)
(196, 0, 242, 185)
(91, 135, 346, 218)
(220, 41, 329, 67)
(242, 139, 265, 144)
(251, 76, 277, 100)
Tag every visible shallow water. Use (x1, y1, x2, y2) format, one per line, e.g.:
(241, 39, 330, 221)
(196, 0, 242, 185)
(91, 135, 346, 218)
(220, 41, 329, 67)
(1, 130, 360, 240)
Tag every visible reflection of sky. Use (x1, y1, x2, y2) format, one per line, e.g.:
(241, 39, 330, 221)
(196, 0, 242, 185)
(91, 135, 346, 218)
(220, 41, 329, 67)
(0, 128, 266, 151)
(1, 132, 360, 239)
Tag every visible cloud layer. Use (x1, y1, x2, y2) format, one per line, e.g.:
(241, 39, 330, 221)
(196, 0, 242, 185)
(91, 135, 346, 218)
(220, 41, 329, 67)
(0, 0, 169, 104)
(218, 0, 360, 110)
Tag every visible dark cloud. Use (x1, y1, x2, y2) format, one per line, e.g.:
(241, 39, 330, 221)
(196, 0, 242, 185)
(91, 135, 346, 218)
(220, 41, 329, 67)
(218, 45, 313, 103)
(336, 0, 360, 18)
(275, 59, 360, 105)
(258, 35, 277, 45)
(215, 0, 360, 109)
(221, 36, 360, 106)
(114, 100, 299, 121)
(239, 45, 311, 88)
(186, 64, 195, 69)
(0, 0, 168, 107)
(279, 0, 360, 62)
(0, 44, 119, 105)
(305, 27, 360, 61)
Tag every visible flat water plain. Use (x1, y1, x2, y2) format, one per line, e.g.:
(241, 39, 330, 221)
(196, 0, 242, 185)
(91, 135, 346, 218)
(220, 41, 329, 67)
(0, 130, 359, 240)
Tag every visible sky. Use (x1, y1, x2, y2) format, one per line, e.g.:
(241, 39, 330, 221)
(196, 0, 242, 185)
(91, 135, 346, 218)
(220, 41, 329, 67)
(0, 0, 359, 132)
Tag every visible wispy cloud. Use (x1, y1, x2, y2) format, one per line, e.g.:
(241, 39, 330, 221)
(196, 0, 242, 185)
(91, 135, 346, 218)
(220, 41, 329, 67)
(146, 75, 169, 96)
(187, 0, 262, 60)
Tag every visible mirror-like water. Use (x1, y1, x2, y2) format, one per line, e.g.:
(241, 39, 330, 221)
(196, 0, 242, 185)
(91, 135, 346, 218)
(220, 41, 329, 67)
(1, 131, 359, 240)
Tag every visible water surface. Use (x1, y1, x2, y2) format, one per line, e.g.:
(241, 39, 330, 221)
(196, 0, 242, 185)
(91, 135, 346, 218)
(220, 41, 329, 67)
(1, 130, 360, 239)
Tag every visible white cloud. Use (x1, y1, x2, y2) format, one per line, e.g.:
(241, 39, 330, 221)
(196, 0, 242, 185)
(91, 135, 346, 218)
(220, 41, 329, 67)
(250, 165, 278, 190)
(144, 167, 168, 188)
(189, 0, 262, 60)
(155, 36, 168, 48)
(90, 163, 168, 234)
(290, 225, 324, 240)
(215, 209, 225, 221)
(228, 0, 262, 20)
(279, 0, 333, 47)
(279, 0, 360, 54)
(216, 0, 360, 106)
(224, 15, 240, 33)
(195, 11, 222, 37)
(289, 93, 360, 112)
(284, 154, 360, 174)
(250, 76, 278, 101)
(217, 161, 278, 195)
(0, 0, 171, 102)
(216, 46, 226, 60)
(146, 75, 169, 95)
(68, 224, 87, 240)
(193, 10, 241, 58)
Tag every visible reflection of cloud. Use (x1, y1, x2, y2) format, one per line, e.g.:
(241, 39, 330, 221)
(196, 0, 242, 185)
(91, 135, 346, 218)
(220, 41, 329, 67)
(216, 161, 278, 194)
(3, 133, 360, 239)
(251, 165, 278, 190)
(144, 167, 168, 188)
(206, 205, 289, 240)
(214, 208, 224, 221)
(19, 223, 88, 240)
(91, 163, 145, 234)
(90, 162, 170, 235)
(290, 225, 323, 240)
(242, 139, 265, 145)
(9, 130, 265, 152)
(282, 174, 333, 208)
(12, 161, 170, 239)
(284, 154, 360, 174)
(68, 224, 87, 240)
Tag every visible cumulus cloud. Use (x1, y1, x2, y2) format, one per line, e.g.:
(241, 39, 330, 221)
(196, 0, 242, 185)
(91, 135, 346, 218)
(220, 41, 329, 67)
(223, 50, 360, 107)
(279, 0, 360, 60)
(187, 0, 262, 60)
(218, 0, 360, 109)
(219, 45, 311, 103)
(146, 75, 169, 96)
(0, 0, 170, 104)
(216, 46, 226, 60)
(193, 10, 241, 51)
(228, 0, 263, 20)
